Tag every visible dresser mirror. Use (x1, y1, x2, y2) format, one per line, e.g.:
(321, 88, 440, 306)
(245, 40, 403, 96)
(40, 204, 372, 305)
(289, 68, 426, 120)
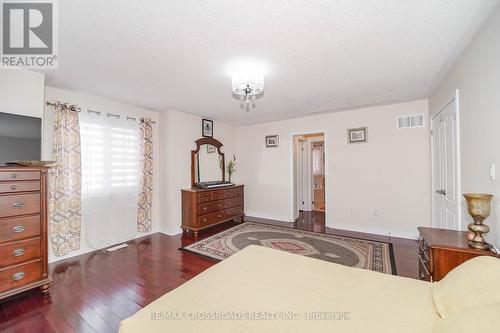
(191, 138, 225, 188)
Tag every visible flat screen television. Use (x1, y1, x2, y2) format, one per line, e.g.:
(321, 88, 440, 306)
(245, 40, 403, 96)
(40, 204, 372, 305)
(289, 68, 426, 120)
(0, 112, 42, 165)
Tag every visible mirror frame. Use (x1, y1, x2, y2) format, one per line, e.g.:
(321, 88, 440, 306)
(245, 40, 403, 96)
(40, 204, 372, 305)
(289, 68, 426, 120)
(191, 137, 225, 188)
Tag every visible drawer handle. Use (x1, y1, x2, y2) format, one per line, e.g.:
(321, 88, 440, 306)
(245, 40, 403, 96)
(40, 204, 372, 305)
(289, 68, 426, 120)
(10, 173, 17, 179)
(203, 207, 207, 210)
(10, 185, 17, 190)
(12, 272, 25, 281)
(217, 214, 222, 218)
(13, 201, 25, 209)
(202, 218, 207, 222)
(12, 248, 25, 257)
(12, 225, 25, 233)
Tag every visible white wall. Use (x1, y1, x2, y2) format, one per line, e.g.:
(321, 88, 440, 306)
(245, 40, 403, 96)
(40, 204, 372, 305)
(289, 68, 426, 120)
(0, 68, 45, 118)
(236, 100, 431, 239)
(159, 109, 236, 235)
(44, 86, 160, 262)
(430, 4, 500, 247)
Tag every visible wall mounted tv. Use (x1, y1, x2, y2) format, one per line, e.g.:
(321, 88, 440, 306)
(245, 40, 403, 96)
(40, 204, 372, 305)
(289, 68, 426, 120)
(0, 112, 42, 165)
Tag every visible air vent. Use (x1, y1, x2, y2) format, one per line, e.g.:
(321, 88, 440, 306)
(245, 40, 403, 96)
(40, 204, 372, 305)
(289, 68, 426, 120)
(397, 114, 425, 129)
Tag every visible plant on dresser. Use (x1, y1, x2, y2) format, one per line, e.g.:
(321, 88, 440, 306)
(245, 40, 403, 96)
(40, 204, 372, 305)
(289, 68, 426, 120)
(0, 166, 52, 300)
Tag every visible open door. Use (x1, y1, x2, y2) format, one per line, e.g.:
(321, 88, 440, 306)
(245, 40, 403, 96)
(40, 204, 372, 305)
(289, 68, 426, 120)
(432, 92, 460, 230)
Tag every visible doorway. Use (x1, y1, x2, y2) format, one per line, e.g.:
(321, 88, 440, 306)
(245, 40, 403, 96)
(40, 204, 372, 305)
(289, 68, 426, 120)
(431, 90, 461, 230)
(293, 133, 326, 224)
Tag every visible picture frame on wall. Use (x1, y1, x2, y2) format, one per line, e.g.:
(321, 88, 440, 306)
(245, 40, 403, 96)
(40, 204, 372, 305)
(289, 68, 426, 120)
(347, 127, 368, 143)
(265, 135, 279, 148)
(202, 118, 213, 138)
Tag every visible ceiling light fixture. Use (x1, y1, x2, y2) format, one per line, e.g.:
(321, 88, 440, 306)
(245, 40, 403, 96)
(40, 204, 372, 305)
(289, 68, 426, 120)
(231, 65, 264, 111)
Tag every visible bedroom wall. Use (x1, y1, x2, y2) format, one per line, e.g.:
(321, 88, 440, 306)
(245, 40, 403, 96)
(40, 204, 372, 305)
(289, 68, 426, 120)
(0, 68, 45, 118)
(159, 109, 237, 235)
(235, 100, 431, 239)
(43, 86, 161, 262)
(430, 4, 500, 247)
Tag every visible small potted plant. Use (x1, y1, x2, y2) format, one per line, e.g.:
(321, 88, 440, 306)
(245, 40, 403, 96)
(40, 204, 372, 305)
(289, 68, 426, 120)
(227, 155, 236, 182)
(220, 155, 237, 182)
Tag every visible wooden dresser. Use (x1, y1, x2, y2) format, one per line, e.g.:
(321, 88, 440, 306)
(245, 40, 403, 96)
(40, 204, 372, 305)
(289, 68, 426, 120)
(417, 227, 498, 282)
(0, 166, 51, 300)
(182, 185, 244, 237)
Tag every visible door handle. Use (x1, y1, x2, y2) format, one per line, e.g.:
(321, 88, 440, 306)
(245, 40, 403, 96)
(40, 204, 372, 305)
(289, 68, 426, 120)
(435, 190, 446, 195)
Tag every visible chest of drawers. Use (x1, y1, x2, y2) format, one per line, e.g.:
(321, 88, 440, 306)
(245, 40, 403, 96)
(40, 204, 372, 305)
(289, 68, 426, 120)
(0, 166, 52, 300)
(417, 227, 497, 282)
(181, 185, 245, 237)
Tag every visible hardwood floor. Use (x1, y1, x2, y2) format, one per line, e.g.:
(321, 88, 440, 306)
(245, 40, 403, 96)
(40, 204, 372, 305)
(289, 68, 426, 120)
(0, 214, 418, 333)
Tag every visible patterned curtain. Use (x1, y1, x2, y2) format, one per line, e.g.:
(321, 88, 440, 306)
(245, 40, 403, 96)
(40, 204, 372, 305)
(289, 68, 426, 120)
(137, 118, 153, 232)
(48, 102, 82, 256)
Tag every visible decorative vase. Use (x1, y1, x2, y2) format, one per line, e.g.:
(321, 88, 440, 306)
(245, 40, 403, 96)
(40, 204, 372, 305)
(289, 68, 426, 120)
(463, 193, 493, 250)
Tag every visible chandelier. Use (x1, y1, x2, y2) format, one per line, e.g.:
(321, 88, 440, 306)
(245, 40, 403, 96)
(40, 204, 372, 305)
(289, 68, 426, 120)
(231, 65, 264, 110)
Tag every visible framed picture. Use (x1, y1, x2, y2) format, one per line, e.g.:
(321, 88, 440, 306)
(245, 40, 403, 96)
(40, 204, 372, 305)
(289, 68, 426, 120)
(207, 145, 216, 153)
(202, 118, 213, 138)
(347, 127, 368, 143)
(265, 135, 279, 148)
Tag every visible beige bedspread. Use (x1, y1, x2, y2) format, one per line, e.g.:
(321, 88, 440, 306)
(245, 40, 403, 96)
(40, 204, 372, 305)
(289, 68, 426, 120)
(119, 245, 438, 333)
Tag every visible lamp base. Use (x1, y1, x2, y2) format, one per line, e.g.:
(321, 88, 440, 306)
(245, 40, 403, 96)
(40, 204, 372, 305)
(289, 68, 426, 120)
(468, 240, 491, 250)
(467, 221, 490, 250)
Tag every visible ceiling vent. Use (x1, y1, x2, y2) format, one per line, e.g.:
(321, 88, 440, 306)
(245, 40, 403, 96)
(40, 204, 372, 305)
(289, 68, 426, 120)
(397, 114, 425, 129)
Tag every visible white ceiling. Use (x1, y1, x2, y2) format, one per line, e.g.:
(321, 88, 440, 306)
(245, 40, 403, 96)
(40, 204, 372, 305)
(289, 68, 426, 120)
(45, 0, 498, 126)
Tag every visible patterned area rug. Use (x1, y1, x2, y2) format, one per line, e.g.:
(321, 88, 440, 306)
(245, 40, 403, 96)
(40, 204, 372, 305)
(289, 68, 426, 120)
(182, 222, 396, 274)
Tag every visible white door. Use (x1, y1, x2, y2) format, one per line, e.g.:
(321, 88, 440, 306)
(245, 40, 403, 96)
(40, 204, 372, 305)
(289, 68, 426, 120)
(432, 97, 460, 229)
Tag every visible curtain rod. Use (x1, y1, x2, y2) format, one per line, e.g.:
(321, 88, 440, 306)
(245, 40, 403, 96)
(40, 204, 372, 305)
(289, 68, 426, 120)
(46, 101, 81, 112)
(46, 101, 156, 124)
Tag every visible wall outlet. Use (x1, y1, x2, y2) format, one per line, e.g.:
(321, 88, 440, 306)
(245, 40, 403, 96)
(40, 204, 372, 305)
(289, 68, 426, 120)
(490, 164, 496, 181)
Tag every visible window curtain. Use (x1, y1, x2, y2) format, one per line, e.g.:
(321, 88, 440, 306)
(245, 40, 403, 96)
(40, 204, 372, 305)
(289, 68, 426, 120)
(48, 102, 82, 257)
(137, 118, 153, 232)
(80, 112, 140, 249)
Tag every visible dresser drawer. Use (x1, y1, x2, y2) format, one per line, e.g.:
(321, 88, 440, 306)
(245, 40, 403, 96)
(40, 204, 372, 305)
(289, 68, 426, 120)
(199, 200, 225, 215)
(0, 193, 40, 218)
(0, 238, 41, 267)
(225, 205, 243, 218)
(0, 215, 41, 243)
(225, 196, 243, 209)
(418, 255, 431, 282)
(228, 187, 243, 198)
(0, 260, 42, 292)
(198, 211, 225, 227)
(0, 181, 40, 194)
(0, 171, 40, 182)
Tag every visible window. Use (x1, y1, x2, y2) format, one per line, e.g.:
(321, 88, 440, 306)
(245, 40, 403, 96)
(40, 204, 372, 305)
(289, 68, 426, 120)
(80, 113, 140, 196)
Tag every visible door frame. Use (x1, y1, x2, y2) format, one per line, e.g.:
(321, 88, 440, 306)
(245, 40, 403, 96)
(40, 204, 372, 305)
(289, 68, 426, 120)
(309, 137, 325, 211)
(430, 89, 462, 229)
(296, 139, 306, 212)
(289, 130, 329, 223)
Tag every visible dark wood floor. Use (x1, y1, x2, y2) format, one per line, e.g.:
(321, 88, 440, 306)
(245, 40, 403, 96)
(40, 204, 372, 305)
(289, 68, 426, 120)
(0, 213, 418, 333)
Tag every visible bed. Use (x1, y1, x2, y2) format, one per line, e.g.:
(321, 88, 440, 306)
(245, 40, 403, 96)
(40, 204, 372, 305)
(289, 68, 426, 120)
(119, 245, 500, 333)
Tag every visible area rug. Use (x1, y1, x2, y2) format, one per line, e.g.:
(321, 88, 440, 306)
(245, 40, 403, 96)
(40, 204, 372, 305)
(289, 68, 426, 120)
(181, 222, 396, 274)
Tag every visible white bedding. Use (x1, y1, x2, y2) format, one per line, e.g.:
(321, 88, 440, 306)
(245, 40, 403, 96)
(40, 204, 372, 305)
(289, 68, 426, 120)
(119, 245, 438, 333)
